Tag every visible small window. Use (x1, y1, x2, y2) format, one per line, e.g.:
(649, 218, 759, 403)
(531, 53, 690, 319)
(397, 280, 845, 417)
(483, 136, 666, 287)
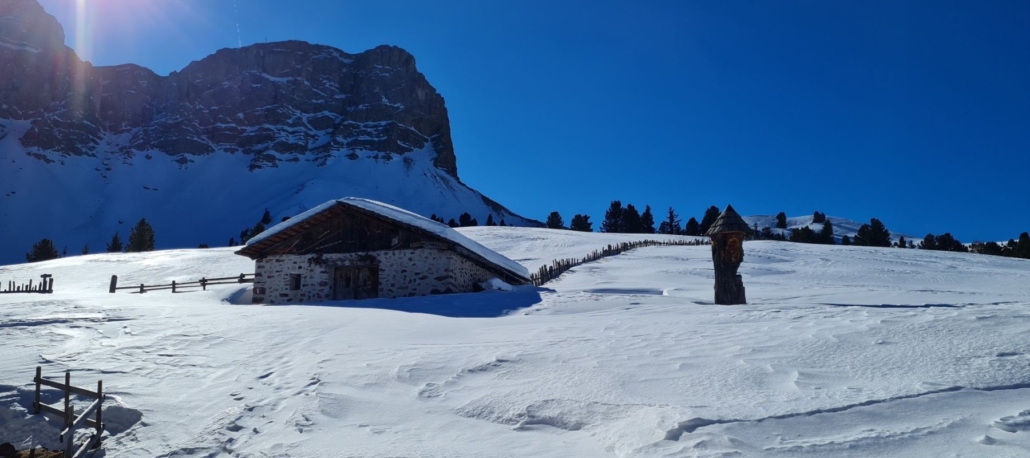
(290, 274, 302, 291)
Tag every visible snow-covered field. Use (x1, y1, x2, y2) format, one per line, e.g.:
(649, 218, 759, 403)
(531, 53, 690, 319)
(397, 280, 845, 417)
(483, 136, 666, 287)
(1, 227, 1028, 457)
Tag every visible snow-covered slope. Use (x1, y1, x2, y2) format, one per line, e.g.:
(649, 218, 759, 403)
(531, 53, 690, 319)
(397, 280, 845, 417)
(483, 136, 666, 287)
(744, 214, 914, 243)
(2, 228, 1029, 457)
(0, 117, 536, 264)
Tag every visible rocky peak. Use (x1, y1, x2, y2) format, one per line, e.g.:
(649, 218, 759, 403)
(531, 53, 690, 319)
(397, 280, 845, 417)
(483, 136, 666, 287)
(0, 0, 460, 178)
(0, 0, 65, 51)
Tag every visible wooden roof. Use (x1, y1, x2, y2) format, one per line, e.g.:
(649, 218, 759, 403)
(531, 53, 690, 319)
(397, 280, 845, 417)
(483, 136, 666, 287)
(705, 205, 752, 236)
(234, 200, 531, 283)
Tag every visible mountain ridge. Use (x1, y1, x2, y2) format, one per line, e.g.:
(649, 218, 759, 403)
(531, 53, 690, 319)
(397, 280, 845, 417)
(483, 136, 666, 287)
(0, 0, 539, 263)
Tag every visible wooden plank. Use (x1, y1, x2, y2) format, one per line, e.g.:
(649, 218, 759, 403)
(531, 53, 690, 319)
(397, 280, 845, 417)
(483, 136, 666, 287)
(38, 402, 65, 419)
(40, 404, 100, 429)
(35, 377, 101, 398)
(61, 398, 101, 440)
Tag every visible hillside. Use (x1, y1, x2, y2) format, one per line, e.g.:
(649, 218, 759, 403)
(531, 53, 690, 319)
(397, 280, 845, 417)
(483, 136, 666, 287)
(743, 214, 914, 244)
(0, 0, 537, 264)
(2, 227, 1028, 457)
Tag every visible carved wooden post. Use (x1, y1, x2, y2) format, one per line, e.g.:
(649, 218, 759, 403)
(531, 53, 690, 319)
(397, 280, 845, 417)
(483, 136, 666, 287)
(705, 205, 749, 305)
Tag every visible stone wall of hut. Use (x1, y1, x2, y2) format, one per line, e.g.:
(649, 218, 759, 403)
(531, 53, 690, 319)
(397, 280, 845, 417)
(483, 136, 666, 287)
(251, 248, 498, 304)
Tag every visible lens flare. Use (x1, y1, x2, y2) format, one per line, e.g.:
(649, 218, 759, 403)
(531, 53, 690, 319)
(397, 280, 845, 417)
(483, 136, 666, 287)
(75, 0, 90, 61)
(65, 0, 204, 67)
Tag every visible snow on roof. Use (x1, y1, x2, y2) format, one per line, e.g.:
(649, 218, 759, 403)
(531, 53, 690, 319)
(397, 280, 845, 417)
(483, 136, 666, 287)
(244, 197, 530, 279)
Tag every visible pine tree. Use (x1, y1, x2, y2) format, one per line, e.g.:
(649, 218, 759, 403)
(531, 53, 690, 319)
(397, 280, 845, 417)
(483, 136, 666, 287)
(198, 243, 209, 248)
(546, 211, 565, 229)
(106, 232, 124, 253)
(570, 214, 593, 232)
(812, 211, 826, 224)
(972, 241, 1004, 256)
(260, 209, 272, 225)
(622, 204, 642, 233)
(775, 212, 788, 229)
(854, 218, 891, 247)
(250, 222, 266, 240)
(228, 237, 236, 247)
(841, 235, 852, 246)
(601, 201, 623, 233)
(699, 206, 721, 235)
(81, 245, 90, 255)
(934, 233, 968, 252)
(126, 218, 156, 252)
(486, 215, 496, 226)
(459, 212, 477, 227)
(919, 234, 937, 250)
(448, 218, 459, 228)
(684, 217, 700, 236)
(820, 220, 834, 244)
(499, 218, 507, 227)
(789, 227, 817, 243)
(25, 238, 60, 263)
(1015, 232, 1030, 259)
(640, 205, 656, 234)
(660, 207, 681, 235)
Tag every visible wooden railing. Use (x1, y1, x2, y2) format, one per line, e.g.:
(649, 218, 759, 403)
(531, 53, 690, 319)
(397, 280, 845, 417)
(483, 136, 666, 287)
(1, 274, 54, 294)
(109, 273, 255, 294)
(32, 367, 104, 458)
(529, 238, 709, 286)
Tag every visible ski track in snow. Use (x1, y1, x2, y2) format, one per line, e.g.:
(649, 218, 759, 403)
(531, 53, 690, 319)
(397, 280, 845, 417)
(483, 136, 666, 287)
(1, 229, 1029, 457)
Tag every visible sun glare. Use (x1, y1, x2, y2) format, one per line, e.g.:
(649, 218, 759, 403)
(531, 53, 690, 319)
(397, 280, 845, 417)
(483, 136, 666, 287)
(66, 0, 202, 64)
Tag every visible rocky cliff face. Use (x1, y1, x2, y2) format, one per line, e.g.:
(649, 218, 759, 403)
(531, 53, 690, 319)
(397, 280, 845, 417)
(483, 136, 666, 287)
(0, 0, 457, 176)
(0, 0, 536, 264)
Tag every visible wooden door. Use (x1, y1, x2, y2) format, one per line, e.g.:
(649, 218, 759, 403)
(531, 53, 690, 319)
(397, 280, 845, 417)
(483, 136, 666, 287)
(334, 268, 356, 300)
(334, 266, 378, 300)
(355, 267, 379, 300)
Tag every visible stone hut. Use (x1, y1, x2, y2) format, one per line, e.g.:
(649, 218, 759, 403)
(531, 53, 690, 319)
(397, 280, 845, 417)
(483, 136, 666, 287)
(235, 198, 530, 304)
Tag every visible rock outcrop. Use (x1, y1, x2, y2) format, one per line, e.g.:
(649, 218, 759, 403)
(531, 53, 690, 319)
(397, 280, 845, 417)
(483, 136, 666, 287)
(0, 0, 458, 176)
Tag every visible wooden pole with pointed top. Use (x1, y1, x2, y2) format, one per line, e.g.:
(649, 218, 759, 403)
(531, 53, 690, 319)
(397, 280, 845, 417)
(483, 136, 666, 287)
(706, 205, 748, 305)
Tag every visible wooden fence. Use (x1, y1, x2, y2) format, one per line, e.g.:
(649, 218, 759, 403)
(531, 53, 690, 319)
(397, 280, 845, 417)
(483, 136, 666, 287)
(32, 367, 105, 458)
(1, 274, 54, 294)
(529, 238, 709, 286)
(109, 273, 255, 294)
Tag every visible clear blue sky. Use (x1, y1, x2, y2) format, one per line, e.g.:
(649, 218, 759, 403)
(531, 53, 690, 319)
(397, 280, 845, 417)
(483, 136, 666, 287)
(39, 0, 1030, 241)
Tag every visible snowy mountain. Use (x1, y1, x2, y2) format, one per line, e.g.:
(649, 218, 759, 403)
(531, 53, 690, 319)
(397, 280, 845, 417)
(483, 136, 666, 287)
(1, 227, 1028, 456)
(743, 214, 914, 244)
(0, 0, 538, 264)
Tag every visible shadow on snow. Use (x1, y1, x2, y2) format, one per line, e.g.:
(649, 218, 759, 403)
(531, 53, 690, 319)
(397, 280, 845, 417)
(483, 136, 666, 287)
(276, 287, 545, 318)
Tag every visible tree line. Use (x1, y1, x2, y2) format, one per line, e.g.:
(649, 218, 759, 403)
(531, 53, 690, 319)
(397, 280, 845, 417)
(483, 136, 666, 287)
(21, 205, 1030, 264)
(25, 218, 157, 263)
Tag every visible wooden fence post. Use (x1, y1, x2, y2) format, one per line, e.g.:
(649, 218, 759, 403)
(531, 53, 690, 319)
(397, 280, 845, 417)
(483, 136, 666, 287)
(201, 278, 207, 291)
(171, 281, 176, 293)
(94, 380, 103, 449)
(33, 366, 41, 414)
(139, 284, 145, 294)
(109, 275, 118, 293)
(63, 372, 71, 429)
(65, 404, 74, 458)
